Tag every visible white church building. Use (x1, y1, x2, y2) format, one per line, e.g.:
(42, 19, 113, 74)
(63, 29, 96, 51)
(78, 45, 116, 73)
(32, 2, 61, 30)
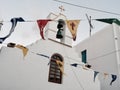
(0, 11, 120, 90)
(0, 13, 100, 90)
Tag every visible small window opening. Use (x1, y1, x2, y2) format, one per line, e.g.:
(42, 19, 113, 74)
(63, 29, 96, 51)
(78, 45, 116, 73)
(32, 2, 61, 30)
(81, 50, 87, 63)
(48, 53, 64, 84)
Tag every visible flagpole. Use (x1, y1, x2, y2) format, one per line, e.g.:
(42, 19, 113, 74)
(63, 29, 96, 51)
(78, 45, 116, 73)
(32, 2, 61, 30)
(86, 14, 93, 37)
(89, 16, 92, 37)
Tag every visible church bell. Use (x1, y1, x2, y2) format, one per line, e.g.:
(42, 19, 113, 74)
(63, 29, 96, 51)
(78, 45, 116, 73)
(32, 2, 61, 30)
(56, 19, 65, 39)
(56, 29, 63, 39)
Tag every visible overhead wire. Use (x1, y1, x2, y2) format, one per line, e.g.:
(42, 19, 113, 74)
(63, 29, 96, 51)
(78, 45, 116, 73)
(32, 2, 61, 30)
(62, 45, 85, 90)
(53, 0, 120, 16)
(88, 49, 120, 62)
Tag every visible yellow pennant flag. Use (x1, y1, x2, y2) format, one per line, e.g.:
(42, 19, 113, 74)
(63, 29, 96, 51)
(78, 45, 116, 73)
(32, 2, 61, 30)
(66, 20, 80, 41)
(56, 60, 64, 74)
(103, 73, 109, 79)
(16, 44, 28, 57)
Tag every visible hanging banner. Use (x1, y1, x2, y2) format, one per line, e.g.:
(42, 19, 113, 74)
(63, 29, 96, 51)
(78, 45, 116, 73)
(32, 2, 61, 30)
(7, 42, 16, 48)
(56, 60, 64, 74)
(9, 17, 25, 36)
(36, 53, 50, 59)
(95, 18, 120, 26)
(110, 74, 117, 85)
(10, 17, 25, 34)
(0, 17, 25, 44)
(103, 73, 109, 79)
(66, 20, 80, 41)
(37, 19, 51, 40)
(16, 44, 28, 57)
(93, 71, 99, 82)
(71, 63, 78, 67)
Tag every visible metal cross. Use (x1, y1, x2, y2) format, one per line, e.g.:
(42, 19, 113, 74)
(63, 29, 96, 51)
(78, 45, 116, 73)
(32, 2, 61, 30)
(59, 6, 65, 12)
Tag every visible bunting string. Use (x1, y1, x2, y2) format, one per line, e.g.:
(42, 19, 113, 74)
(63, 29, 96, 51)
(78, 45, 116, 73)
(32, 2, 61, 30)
(1, 18, 120, 23)
(71, 63, 117, 85)
(0, 16, 119, 86)
(31, 51, 50, 59)
(0, 42, 118, 86)
(0, 17, 120, 42)
(0, 17, 120, 44)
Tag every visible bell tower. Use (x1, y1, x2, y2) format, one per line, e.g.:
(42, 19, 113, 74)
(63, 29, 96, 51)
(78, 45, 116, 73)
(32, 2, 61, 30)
(56, 19, 66, 43)
(46, 13, 72, 46)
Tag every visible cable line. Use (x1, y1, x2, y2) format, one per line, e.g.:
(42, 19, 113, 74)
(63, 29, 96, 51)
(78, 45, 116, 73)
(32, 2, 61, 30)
(62, 45, 85, 90)
(88, 49, 120, 61)
(53, 0, 120, 16)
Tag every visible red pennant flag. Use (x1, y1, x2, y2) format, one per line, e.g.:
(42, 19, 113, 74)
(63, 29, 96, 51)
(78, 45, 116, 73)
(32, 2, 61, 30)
(37, 19, 51, 40)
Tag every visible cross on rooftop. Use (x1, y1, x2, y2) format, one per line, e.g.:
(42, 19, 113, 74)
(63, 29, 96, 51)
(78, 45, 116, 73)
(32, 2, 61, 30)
(59, 6, 65, 12)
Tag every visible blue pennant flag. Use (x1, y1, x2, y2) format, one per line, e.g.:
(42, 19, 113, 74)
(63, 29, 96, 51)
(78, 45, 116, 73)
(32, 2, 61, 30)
(9, 17, 25, 36)
(36, 53, 50, 59)
(110, 74, 117, 85)
(0, 17, 25, 44)
(94, 71, 99, 82)
(71, 63, 78, 67)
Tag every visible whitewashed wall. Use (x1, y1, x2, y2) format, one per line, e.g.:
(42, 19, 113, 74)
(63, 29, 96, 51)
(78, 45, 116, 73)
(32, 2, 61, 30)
(0, 39, 100, 90)
(0, 12, 100, 90)
(75, 24, 120, 90)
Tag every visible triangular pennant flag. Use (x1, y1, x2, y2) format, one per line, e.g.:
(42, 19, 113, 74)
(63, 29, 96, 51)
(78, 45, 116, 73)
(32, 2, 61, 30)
(36, 53, 50, 59)
(82, 65, 89, 70)
(56, 60, 64, 74)
(0, 17, 25, 44)
(37, 19, 51, 40)
(110, 74, 117, 85)
(16, 44, 28, 57)
(103, 73, 109, 79)
(94, 71, 99, 82)
(9, 17, 25, 36)
(95, 18, 120, 26)
(70, 63, 78, 67)
(66, 20, 80, 41)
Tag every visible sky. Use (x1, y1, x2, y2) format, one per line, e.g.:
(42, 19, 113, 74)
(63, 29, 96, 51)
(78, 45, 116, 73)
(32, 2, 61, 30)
(0, 0, 120, 46)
